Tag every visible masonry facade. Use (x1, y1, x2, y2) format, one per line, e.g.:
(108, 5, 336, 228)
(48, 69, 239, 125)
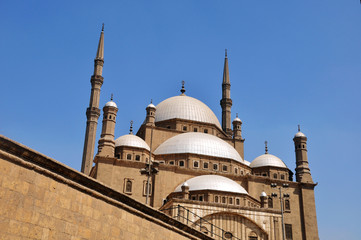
(0, 27, 319, 240)
(83, 28, 319, 240)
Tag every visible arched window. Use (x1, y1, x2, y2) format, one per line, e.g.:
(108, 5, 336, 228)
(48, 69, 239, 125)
(183, 126, 187, 131)
(203, 162, 209, 169)
(285, 199, 290, 210)
(127, 154, 132, 160)
(273, 173, 278, 179)
(268, 197, 273, 208)
(135, 155, 141, 161)
(236, 198, 240, 205)
(229, 198, 233, 204)
(193, 161, 199, 168)
(213, 164, 218, 171)
(179, 161, 185, 167)
(214, 196, 219, 203)
(222, 197, 226, 204)
(125, 180, 132, 193)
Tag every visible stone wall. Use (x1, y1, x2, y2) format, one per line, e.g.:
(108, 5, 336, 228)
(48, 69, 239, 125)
(0, 135, 212, 240)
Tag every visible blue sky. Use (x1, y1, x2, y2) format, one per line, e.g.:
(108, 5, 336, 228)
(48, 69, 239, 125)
(1, 1, 360, 238)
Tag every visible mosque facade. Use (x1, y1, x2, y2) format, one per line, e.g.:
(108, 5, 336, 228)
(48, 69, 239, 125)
(81, 28, 319, 240)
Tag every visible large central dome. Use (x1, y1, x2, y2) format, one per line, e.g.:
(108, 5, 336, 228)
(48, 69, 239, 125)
(154, 132, 243, 163)
(155, 95, 221, 128)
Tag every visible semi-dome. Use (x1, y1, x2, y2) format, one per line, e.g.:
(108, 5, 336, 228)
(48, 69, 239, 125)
(250, 153, 287, 168)
(155, 95, 221, 128)
(115, 134, 150, 151)
(154, 132, 244, 163)
(105, 100, 117, 108)
(174, 175, 248, 194)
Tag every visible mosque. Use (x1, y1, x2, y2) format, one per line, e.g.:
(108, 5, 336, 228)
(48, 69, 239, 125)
(76, 26, 320, 240)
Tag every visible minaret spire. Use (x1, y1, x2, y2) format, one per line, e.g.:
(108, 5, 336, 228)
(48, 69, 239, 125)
(81, 25, 105, 175)
(220, 49, 233, 136)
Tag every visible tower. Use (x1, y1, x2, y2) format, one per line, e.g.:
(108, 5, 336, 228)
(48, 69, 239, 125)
(81, 25, 105, 175)
(293, 125, 313, 183)
(220, 49, 233, 136)
(97, 96, 118, 157)
(145, 100, 156, 126)
(232, 113, 242, 139)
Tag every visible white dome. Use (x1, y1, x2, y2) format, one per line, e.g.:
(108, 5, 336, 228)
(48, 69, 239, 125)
(155, 95, 221, 128)
(294, 131, 306, 138)
(260, 191, 267, 197)
(174, 175, 248, 194)
(147, 103, 156, 109)
(105, 101, 117, 108)
(250, 153, 287, 168)
(154, 132, 244, 163)
(233, 117, 242, 123)
(115, 134, 150, 151)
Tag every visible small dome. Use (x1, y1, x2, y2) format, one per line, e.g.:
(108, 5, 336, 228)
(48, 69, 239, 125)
(250, 153, 287, 168)
(105, 101, 117, 108)
(154, 132, 244, 163)
(260, 191, 267, 197)
(155, 95, 221, 128)
(294, 131, 306, 138)
(233, 117, 242, 123)
(147, 103, 156, 109)
(174, 175, 248, 194)
(115, 134, 150, 151)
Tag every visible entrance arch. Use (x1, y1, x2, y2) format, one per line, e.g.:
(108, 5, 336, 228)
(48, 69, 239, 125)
(191, 212, 268, 240)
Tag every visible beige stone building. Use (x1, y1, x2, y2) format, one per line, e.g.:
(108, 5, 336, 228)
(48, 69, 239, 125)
(80, 28, 319, 240)
(0, 27, 319, 240)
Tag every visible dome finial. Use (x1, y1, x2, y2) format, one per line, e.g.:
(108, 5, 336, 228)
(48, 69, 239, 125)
(298, 124, 301, 132)
(110, 93, 113, 101)
(265, 141, 268, 154)
(102, 23, 104, 32)
(225, 48, 228, 58)
(129, 120, 134, 135)
(236, 113, 238, 118)
(150, 99, 153, 104)
(180, 80, 186, 95)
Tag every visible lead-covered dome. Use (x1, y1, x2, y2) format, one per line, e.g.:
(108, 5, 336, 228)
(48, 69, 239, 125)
(115, 134, 150, 151)
(250, 153, 287, 168)
(294, 131, 306, 138)
(155, 95, 221, 128)
(174, 175, 248, 194)
(154, 132, 244, 163)
(105, 100, 117, 108)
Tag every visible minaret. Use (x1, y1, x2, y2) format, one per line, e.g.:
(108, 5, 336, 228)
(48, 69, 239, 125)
(81, 24, 105, 175)
(145, 100, 156, 126)
(97, 95, 118, 157)
(232, 113, 242, 139)
(220, 49, 233, 136)
(293, 125, 313, 183)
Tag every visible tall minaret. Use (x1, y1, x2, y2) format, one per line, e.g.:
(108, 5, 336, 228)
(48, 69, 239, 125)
(220, 49, 233, 136)
(81, 25, 105, 175)
(293, 125, 313, 183)
(97, 95, 118, 157)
